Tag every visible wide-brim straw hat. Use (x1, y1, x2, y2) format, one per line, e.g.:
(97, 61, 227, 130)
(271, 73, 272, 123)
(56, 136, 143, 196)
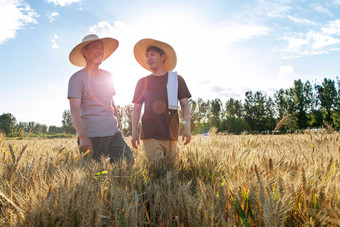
(69, 34, 119, 67)
(134, 38, 177, 72)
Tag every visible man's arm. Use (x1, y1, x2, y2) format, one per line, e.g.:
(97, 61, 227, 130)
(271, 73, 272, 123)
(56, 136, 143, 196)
(180, 97, 191, 145)
(131, 103, 142, 149)
(69, 98, 92, 152)
(112, 98, 121, 129)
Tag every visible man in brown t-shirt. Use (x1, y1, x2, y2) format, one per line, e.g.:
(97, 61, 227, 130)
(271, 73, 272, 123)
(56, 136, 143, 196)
(131, 39, 191, 170)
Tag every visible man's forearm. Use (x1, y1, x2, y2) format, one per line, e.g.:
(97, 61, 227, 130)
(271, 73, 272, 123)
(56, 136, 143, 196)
(182, 107, 190, 125)
(114, 107, 118, 119)
(132, 105, 142, 134)
(180, 99, 191, 127)
(112, 99, 119, 122)
(70, 110, 87, 138)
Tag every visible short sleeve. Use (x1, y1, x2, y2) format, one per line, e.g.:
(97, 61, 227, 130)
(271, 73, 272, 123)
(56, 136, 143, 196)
(107, 72, 116, 96)
(112, 83, 116, 96)
(68, 74, 82, 99)
(132, 78, 145, 104)
(178, 75, 191, 100)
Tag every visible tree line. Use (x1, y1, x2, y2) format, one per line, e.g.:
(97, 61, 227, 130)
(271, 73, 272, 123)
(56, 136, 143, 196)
(1, 77, 339, 137)
(117, 77, 340, 135)
(0, 110, 75, 137)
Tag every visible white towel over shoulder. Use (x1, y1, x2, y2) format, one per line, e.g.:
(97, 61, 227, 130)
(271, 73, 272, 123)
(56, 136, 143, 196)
(167, 71, 178, 110)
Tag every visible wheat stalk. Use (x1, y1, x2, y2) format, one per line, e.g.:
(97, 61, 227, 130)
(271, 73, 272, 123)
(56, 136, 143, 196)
(272, 115, 290, 134)
(0, 191, 24, 221)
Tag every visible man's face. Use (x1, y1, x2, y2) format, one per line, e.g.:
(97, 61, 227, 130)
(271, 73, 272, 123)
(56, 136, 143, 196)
(82, 41, 104, 66)
(146, 50, 166, 71)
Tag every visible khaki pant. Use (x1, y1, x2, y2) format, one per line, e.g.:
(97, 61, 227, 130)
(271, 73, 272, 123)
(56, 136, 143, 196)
(143, 139, 177, 170)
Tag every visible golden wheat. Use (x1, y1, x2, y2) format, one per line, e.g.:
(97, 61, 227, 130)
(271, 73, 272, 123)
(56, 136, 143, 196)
(0, 132, 339, 226)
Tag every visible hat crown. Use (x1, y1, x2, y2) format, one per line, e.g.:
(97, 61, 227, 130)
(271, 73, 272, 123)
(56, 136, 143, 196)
(82, 34, 100, 42)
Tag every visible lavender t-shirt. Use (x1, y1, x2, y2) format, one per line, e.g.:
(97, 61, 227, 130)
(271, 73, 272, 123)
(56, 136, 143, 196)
(67, 69, 119, 137)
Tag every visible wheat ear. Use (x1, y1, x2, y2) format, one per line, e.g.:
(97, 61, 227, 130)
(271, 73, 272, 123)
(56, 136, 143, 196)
(272, 115, 290, 135)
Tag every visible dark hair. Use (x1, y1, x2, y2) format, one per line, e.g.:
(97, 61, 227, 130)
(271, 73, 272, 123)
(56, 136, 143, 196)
(146, 46, 165, 55)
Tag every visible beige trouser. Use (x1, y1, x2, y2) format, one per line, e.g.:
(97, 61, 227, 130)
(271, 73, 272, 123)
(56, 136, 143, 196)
(143, 139, 177, 169)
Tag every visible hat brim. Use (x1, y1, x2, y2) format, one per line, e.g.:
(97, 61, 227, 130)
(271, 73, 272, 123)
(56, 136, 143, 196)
(134, 39, 177, 72)
(69, 37, 119, 67)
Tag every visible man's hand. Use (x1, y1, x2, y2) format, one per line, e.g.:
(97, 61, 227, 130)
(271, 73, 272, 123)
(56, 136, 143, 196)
(79, 136, 93, 152)
(182, 123, 191, 145)
(131, 132, 140, 149)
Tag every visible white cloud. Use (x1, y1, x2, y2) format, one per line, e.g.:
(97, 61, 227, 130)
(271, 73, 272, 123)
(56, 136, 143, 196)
(0, 0, 39, 45)
(212, 22, 270, 44)
(48, 11, 59, 22)
(286, 36, 308, 49)
(311, 4, 334, 17)
(51, 39, 59, 49)
(51, 34, 59, 49)
(332, 0, 340, 6)
(283, 19, 340, 57)
(211, 85, 226, 93)
(278, 65, 294, 81)
(287, 15, 314, 25)
(210, 86, 241, 99)
(308, 31, 340, 49)
(89, 21, 130, 37)
(322, 19, 340, 35)
(254, 0, 292, 18)
(47, 0, 81, 6)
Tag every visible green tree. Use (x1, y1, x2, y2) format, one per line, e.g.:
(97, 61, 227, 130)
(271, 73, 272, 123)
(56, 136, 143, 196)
(225, 98, 243, 118)
(316, 78, 337, 126)
(33, 123, 48, 134)
(332, 77, 340, 129)
(117, 105, 133, 136)
(0, 113, 17, 136)
(209, 98, 222, 130)
(244, 91, 268, 132)
(28, 121, 36, 132)
(197, 98, 210, 124)
(287, 80, 313, 129)
(48, 125, 64, 133)
(220, 117, 250, 134)
(62, 110, 76, 134)
(274, 88, 288, 119)
(189, 99, 200, 133)
(264, 97, 276, 131)
(336, 77, 340, 109)
(244, 91, 256, 131)
(17, 121, 29, 132)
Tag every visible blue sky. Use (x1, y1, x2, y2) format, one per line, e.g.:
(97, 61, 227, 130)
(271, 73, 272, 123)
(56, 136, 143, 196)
(1, 0, 340, 127)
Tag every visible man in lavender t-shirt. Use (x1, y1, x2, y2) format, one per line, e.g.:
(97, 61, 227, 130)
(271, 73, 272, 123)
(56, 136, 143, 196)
(67, 34, 133, 163)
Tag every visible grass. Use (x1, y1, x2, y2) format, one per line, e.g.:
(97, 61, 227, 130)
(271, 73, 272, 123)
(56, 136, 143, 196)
(5, 133, 74, 140)
(0, 132, 339, 226)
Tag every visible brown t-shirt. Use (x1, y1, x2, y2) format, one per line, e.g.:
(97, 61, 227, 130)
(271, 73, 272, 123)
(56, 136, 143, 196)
(132, 72, 191, 140)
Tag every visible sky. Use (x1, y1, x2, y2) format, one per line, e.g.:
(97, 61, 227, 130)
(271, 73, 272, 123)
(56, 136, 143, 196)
(1, 0, 340, 127)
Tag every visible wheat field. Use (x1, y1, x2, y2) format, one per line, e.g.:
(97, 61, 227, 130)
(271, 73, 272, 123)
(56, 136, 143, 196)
(0, 132, 339, 226)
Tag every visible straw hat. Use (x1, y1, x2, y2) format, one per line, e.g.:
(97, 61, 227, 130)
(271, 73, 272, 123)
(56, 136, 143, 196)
(69, 34, 119, 67)
(134, 38, 177, 72)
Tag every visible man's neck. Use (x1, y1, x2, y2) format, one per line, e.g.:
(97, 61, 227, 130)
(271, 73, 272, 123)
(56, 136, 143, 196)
(84, 64, 101, 76)
(151, 67, 167, 76)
